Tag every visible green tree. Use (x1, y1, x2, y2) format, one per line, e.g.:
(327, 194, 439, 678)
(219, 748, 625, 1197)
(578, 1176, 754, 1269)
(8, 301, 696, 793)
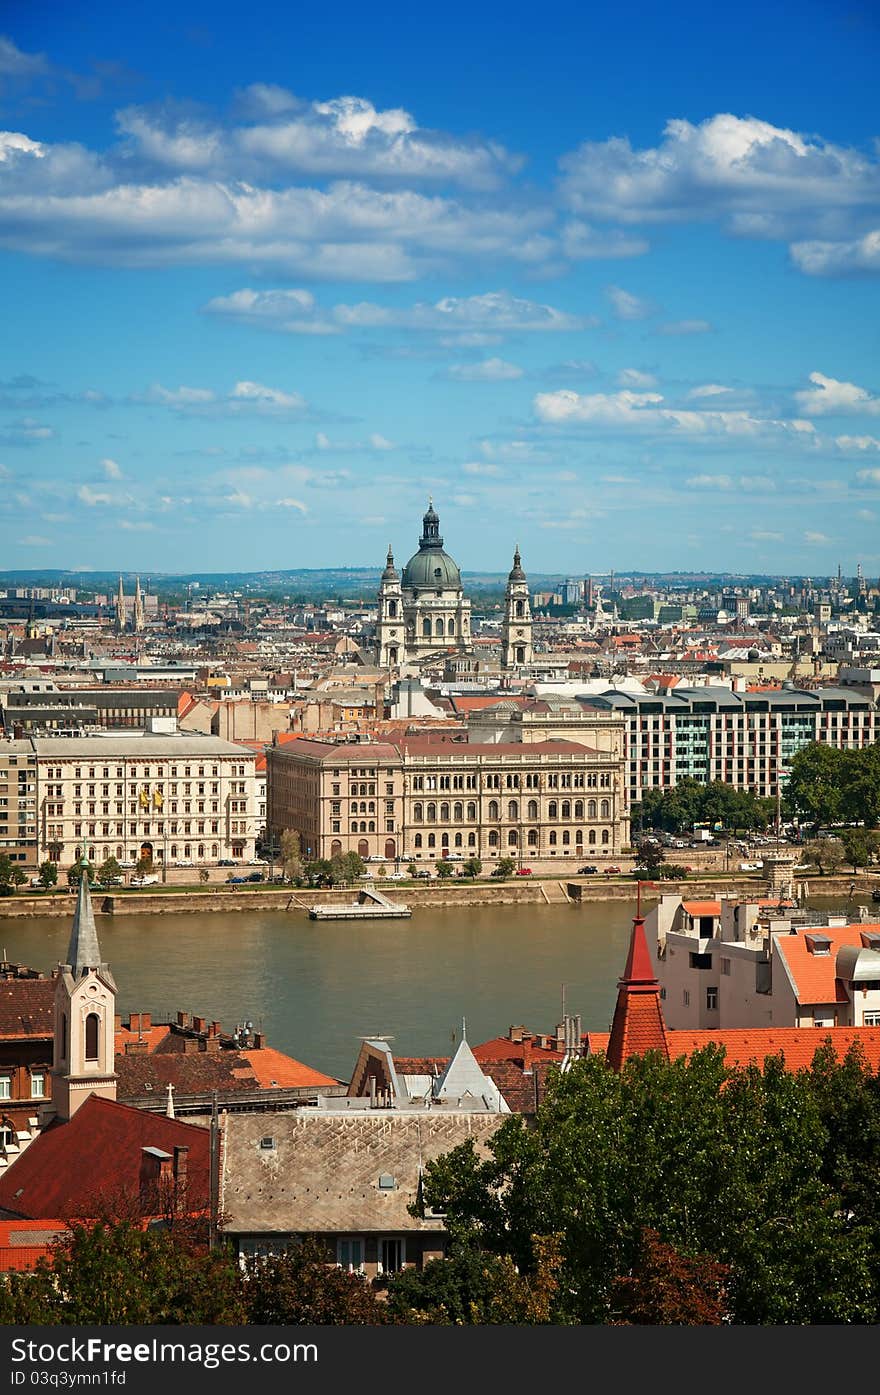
(134, 853, 153, 876)
(304, 858, 334, 887)
(803, 836, 846, 875)
(786, 743, 846, 826)
(610, 1228, 730, 1325)
(242, 1238, 385, 1325)
(37, 860, 58, 890)
(463, 857, 482, 879)
(435, 859, 455, 879)
(0, 853, 15, 887)
(492, 856, 516, 879)
(279, 828, 304, 884)
(341, 851, 366, 883)
(198, 868, 210, 884)
(635, 841, 664, 877)
(841, 828, 880, 874)
(407, 861, 418, 878)
(840, 746, 880, 828)
(386, 1234, 562, 1325)
(67, 861, 97, 886)
(0, 1221, 245, 1325)
(98, 856, 122, 884)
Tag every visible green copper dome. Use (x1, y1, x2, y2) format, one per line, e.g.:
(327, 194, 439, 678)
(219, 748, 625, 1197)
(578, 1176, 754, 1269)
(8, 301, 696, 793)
(401, 499, 462, 590)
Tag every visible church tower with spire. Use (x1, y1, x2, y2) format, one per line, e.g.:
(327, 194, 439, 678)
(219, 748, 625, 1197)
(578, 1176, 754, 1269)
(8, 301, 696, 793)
(48, 872, 118, 1122)
(375, 545, 404, 669)
(133, 577, 145, 633)
(501, 546, 532, 669)
(115, 575, 126, 633)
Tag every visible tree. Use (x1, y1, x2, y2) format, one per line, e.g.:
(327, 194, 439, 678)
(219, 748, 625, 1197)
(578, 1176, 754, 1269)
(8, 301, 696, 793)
(341, 851, 366, 883)
(786, 743, 846, 826)
(134, 854, 153, 876)
(377, 864, 388, 879)
(407, 861, 418, 878)
(38, 860, 58, 890)
(0, 1221, 245, 1325)
(67, 861, 96, 886)
(386, 1234, 562, 1325)
(434, 859, 454, 879)
(635, 841, 664, 877)
(0, 853, 15, 887)
(610, 1228, 730, 1325)
(98, 856, 122, 884)
(198, 868, 210, 884)
(840, 745, 880, 828)
(304, 858, 334, 887)
(803, 836, 846, 875)
(463, 857, 482, 879)
(279, 828, 304, 884)
(841, 828, 880, 874)
(242, 1238, 385, 1325)
(492, 857, 516, 878)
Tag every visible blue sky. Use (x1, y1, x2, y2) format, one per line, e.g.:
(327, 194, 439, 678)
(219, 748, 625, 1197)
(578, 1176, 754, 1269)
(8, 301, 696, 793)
(1, 0, 879, 577)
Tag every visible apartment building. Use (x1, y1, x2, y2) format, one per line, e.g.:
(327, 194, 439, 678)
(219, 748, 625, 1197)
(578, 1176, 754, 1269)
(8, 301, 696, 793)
(266, 734, 626, 864)
(29, 734, 258, 868)
(582, 684, 879, 809)
(0, 740, 38, 867)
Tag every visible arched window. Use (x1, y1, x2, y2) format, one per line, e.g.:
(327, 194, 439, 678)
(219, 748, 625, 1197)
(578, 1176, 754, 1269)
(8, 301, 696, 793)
(576, 828, 583, 844)
(515, 599, 524, 618)
(414, 834, 422, 848)
(488, 830, 499, 847)
(428, 833, 436, 848)
(351, 821, 358, 833)
(507, 800, 518, 820)
(588, 799, 597, 819)
(602, 829, 610, 845)
(85, 1013, 100, 1061)
(589, 829, 597, 845)
(358, 839, 369, 858)
(360, 821, 367, 833)
(441, 833, 449, 847)
(423, 618, 431, 638)
(527, 799, 538, 820)
(435, 618, 444, 636)
(385, 838, 396, 860)
(414, 803, 423, 822)
(197, 844, 205, 859)
(508, 830, 518, 846)
(368, 821, 375, 832)
(331, 839, 342, 856)
(427, 802, 436, 822)
(60, 1012, 67, 1062)
(548, 801, 557, 820)
(453, 802, 463, 821)
(528, 828, 539, 846)
(440, 802, 450, 821)
(549, 830, 557, 846)
(561, 800, 571, 819)
(600, 799, 610, 819)
(466, 801, 476, 821)
(562, 830, 570, 845)
(454, 832, 463, 847)
(574, 800, 584, 819)
(488, 800, 499, 821)
(468, 832, 476, 846)
(447, 618, 455, 636)
(211, 844, 218, 858)
(388, 600, 397, 618)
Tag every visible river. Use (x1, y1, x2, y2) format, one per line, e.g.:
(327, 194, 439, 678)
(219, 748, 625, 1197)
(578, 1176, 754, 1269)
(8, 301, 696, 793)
(0, 896, 854, 1081)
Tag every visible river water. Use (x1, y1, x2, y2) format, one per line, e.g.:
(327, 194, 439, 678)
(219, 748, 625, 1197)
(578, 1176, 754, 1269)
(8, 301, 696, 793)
(0, 896, 853, 1081)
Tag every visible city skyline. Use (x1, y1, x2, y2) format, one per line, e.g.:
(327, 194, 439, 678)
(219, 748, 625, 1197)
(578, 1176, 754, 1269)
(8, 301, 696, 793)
(1, 1, 879, 573)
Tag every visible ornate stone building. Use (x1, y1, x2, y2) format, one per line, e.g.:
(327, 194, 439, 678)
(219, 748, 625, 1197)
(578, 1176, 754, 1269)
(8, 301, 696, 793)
(375, 501, 478, 667)
(501, 547, 532, 669)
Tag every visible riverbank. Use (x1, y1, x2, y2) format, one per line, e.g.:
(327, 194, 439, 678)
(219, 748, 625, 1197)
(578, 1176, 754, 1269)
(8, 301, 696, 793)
(0, 872, 874, 917)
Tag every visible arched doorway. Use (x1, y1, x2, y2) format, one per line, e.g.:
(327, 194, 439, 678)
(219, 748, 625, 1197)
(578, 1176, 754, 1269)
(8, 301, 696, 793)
(139, 841, 154, 864)
(384, 838, 396, 859)
(358, 839, 369, 858)
(331, 839, 342, 857)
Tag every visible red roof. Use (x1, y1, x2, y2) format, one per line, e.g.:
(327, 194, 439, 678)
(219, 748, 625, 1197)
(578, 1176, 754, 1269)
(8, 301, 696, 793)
(0, 979, 54, 1039)
(0, 1219, 67, 1272)
(774, 924, 880, 1006)
(606, 916, 669, 1071)
(586, 1026, 880, 1074)
(235, 1047, 338, 1089)
(682, 901, 722, 918)
(0, 1096, 210, 1221)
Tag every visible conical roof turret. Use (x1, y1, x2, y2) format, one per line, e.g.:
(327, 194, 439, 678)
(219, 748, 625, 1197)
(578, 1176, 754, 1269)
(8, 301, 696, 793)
(381, 545, 399, 582)
(605, 913, 668, 1072)
(508, 545, 526, 582)
(64, 872, 110, 979)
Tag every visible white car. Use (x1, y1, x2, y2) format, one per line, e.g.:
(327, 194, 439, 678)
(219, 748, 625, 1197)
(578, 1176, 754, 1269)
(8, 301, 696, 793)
(130, 873, 159, 887)
(739, 861, 763, 872)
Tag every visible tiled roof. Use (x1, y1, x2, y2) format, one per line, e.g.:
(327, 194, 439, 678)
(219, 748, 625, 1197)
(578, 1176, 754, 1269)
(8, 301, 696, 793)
(0, 1096, 210, 1220)
(235, 1047, 339, 1089)
(115, 1050, 262, 1098)
(587, 1027, 880, 1073)
(606, 916, 669, 1071)
(682, 901, 722, 917)
(114, 1024, 172, 1053)
(0, 1219, 67, 1272)
(0, 979, 54, 1039)
(774, 924, 880, 1005)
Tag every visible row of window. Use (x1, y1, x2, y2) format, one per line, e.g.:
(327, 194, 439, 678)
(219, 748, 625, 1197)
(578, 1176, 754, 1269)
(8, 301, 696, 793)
(410, 772, 613, 791)
(412, 828, 612, 849)
(412, 798, 612, 822)
(0, 1071, 44, 1101)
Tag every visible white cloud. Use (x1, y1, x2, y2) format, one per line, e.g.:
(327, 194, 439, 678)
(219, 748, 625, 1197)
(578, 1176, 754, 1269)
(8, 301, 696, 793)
(856, 469, 880, 486)
(275, 497, 308, 512)
(804, 530, 831, 544)
(559, 114, 880, 259)
(446, 357, 523, 381)
(462, 461, 503, 476)
(656, 319, 713, 336)
(0, 37, 48, 79)
(836, 434, 880, 451)
(560, 219, 648, 260)
(231, 380, 306, 410)
(20, 534, 51, 546)
(119, 520, 154, 531)
(77, 485, 114, 506)
(145, 383, 216, 407)
(204, 287, 590, 336)
(688, 383, 733, 399)
(751, 529, 783, 542)
(534, 387, 816, 441)
(857, 508, 876, 520)
(791, 230, 880, 277)
(688, 473, 776, 492)
(368, 433, 395, 450)
(796, 372, 880, 416)
(225, 490, 254, 508)
(101, 457, 124, 479)
(606, 285, 654, 320)
(618, 368, 657, 389)
(141, 379, 307, 416)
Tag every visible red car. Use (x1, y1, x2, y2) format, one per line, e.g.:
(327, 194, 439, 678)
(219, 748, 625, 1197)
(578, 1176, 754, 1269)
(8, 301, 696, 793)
(516, 867, 533, 876)
(605, 865, 622, 875)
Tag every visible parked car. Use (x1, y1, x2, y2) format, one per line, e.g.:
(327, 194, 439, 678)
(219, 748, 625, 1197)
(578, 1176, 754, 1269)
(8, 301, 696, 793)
(246, 872, 263, 883)
(739, 861, 763, 872)
(414, 869, 434, 879)
(516, 867, 533, 876)
(604, 865, 622, 875)
(227, 875, 248, 884)
(130, 873, 159, 887)
(218, 859, 236, 867)
(578, 864, 599, 875)
(387, 871, 407, 880)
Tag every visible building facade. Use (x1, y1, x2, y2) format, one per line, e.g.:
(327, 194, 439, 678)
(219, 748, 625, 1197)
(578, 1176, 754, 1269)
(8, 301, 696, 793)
(267, 734, 627, 864)
(25, 734, 258, 869)
(0, 740, 38, 867)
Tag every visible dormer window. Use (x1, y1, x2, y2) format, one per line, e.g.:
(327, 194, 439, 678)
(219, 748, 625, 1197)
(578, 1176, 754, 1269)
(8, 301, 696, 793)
(805, 934, 832, 956)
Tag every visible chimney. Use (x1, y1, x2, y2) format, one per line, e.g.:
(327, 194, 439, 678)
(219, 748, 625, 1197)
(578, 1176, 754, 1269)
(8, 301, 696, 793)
(253, 1032, 265, 1050)
(205, 1034, 221, 1053)
(509, 1025, 525, 1044)
(173, 1145, 188, 1184)
(124, 1039, 149, 1055)
(114, 1013, 122, 1032)
(141, 1012, 152, 1031)
(193, 1016, 207, 1034)
(522, 1038, 533, 1076)
(176, 1011, 190, 1028)
(183, 1036, 199, 1054)
(209, 1020, 221, 1037)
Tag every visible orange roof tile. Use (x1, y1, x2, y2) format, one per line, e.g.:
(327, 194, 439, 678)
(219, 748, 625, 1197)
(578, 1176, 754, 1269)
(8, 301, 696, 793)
(774, 924, 880, 1006)
(586, 1026, 880, 1073)
(682, 901, 722, 917)
(235, 1047, 338, 1089)
(114, 1024, 171, 1054)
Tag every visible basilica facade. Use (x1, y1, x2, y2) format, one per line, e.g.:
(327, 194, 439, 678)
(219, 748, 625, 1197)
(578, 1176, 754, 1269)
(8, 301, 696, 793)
(375, 500, 532, 670)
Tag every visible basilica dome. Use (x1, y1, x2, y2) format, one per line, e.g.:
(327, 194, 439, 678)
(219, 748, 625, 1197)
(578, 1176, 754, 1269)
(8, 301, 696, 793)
(401, 500, 462, 591)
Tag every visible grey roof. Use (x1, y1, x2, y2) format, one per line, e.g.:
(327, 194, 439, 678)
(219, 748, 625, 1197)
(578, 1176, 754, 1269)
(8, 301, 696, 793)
(64, 875, 113, 983)
(220, 1110, 502, 1235)
(433, 1036, 509, 1112)
(402, 547, 462, 591)
(30, 735, 255, 758)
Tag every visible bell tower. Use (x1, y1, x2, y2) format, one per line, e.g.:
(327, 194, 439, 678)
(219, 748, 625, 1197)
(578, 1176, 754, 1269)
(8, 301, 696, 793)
(375, 545, 404, 668)
(501, 546, 532, 669)
(49, 871, 117, 1122)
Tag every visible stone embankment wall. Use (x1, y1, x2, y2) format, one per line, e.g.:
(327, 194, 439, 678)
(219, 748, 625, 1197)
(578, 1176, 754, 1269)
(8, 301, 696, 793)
(0, 872, 873, 918)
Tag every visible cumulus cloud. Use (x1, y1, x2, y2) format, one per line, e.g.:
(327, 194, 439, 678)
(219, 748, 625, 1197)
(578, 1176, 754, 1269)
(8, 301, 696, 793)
(0, 417, 54, 445)
(618, 368, 657, 388)
(559, 114, 880, 253)
(203, 287, 590, 336)
(101, 457, 124, 478)
(0, 36, 48, 80)
(836, 434, 880, 451)
(140, 379, 307, 415)
(534, 387, 817, 441)
(804, 530, 831, 544)
(606, 285, 654, 320)
(446, 357, 523, 381)
(856, 468, 880, 485)
(77, 484, 114, 506)
(796, 372, 880, 416)
(791, 230, 880, 277)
